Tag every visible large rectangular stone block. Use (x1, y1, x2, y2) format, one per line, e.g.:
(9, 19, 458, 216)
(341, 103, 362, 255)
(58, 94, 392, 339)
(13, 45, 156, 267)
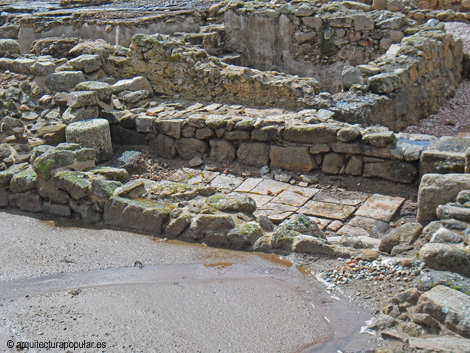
(270, 146, 316, 171)
(417, 173, 470, 225)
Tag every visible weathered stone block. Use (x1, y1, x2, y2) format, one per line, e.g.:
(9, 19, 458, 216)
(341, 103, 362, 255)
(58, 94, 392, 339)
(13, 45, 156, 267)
(66, 119, 113, 162)
(195, 127, 214, 139)
(417, 285, 470, 338)
(283, 124, 338, 144)
(417, 174, 470, 225)
(419, 243, 470, 278)
(45, 71, 85, 92)
(9, 191, 43, 213)
(69, 54, 102, 73)
(0, 39, 20, 58)
(183, 214, 235, 245)
(368, 72, 401, 94)
(322, 153, 346, 175)
(206, 194, 256, 214)
(354, 14, 374, 31)
(363, 160, 417, 183)
(76, 81, 112, 102)
(70, 199, 102, 224)
(43, 201, 72, 217)
(31, 145, 95, 179)
(225, 130, 251, 140)
(66, 91, 99, 108)
(237, 142, 270, 167)
(379, 222, 423, 253)
(53, 170, 91, 200)
(135, 116, 155, 133)
(175, 138, 208, 160)
(112, 76, 154, 95)
(252, 126, 279, 141)
(420, 137, 470, 176)
(0, 163, 29, 188)
(62, 106, 99, 124)
(362, 131, 397, 148)
(164, 214, 192, 237)
(209, 139, 236, 163)
(270, 146, 316, 171)
(9, 167, 37, 194)
(436, 204, 470, 222)
(104, 196, 172, 234)
(345, 155, 363, 175)
(36, 124, 67, 146)
(156, 120, 182, 139)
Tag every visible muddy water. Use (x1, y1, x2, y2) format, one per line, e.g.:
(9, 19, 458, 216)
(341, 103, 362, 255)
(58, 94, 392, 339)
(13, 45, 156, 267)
(0, 211, 375, 352)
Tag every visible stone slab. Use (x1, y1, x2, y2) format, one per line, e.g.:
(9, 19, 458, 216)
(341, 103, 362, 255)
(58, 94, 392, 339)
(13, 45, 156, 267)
(300, 200, 357, 221)
(246, 194, 274, 207)
(417, 285, 470, 338)
(235, 178, 263, 192)
(355, 194, 404, 222)
(348, 216, 390, 237)
(254, 203, 296, 223)
(210, 175, 244, 191)
(308, 216, 331, 231)
(251, 179, 290, 196)
(313, 189, 369, 206)
(420, 137, 470, 175)
(417, 173, 470, 225)
(408, 336, 470, 353)
(186, 171, 219, 185)
(336, 225, 370, 237)
(271, 187, 318, 207)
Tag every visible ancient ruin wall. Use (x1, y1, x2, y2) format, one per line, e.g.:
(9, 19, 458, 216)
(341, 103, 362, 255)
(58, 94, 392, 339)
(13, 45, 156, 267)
(11, 11, 207, 54)
(109, 103, 422, 185)
(105, 34, 320, 108)
(223, 7, 410, 93)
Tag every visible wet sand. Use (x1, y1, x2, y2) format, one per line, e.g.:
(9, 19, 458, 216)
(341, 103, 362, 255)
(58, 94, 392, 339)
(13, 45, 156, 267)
(0, 210, 374, 352)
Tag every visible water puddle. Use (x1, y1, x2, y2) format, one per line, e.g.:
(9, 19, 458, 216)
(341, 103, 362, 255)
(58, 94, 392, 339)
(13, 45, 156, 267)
(0, 210, 376, 352)
(0, 261, 375, 352)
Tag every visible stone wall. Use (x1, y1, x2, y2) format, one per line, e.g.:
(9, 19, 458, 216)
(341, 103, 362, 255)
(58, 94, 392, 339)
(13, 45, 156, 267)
(6, 10, 208, 53)
(0, 142, 364, 259)
(104, 34, 320, 108)
(223, 5, 411, 92)
(109, 102, 424, 184)
(0, 1, 464, 131)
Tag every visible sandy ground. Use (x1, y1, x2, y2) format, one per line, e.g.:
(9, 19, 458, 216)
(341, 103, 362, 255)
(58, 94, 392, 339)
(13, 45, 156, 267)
(0, 210, 375, 353)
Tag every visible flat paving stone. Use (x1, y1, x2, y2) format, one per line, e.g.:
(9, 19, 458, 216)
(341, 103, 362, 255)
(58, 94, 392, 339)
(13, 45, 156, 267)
(247, 194, 274, 207)
(300, 200, 357, 221)
(210, 174, 244, 190)
(348, 216, 390, 238)
(327, 220, 344, 232)
(271, 188, 316, 207)
(251, 179, 290, 196)
(309, 217, 331, 231)
(287, 185, 320, 198)
(255, 203, 298, 223)
(313, 189, 369, 206)
(355, 194, 405, 222)
(166, 169, 190, 182)
(336, 225, 370, 237)
(235, 178, 263, 192)
(187, 171, 219, 185)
